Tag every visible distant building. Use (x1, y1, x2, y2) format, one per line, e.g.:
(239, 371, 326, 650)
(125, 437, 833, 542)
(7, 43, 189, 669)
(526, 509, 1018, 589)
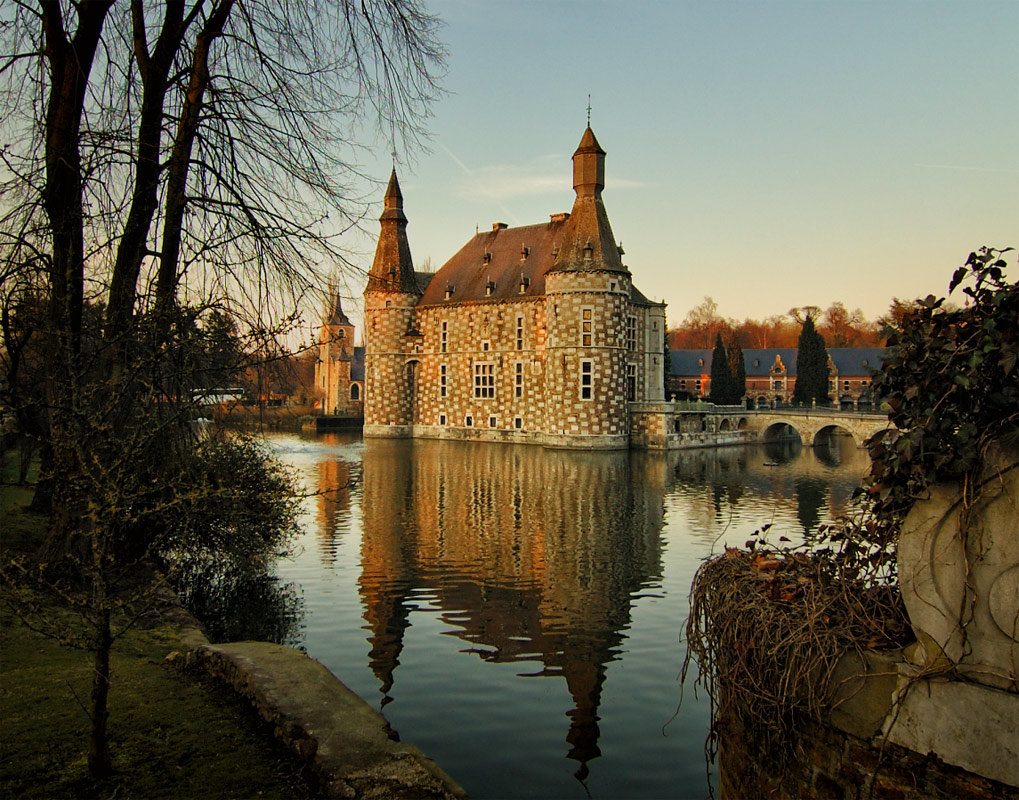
(362, 126, 667, 449)
(669, 348, 884, 409)
(314, 288, 365, 416)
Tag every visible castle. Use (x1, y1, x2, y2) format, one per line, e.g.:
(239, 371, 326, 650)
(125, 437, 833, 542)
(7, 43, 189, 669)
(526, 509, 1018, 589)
(362, 126, 668, 449)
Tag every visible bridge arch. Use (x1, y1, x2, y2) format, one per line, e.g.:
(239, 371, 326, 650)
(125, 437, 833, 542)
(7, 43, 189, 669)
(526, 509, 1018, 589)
(762, 420, 802, 444)
(813, 423, 860, 447)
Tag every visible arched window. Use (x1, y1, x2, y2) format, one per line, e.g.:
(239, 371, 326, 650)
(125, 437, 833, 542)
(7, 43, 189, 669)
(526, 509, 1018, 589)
(350, 383, 360, 401)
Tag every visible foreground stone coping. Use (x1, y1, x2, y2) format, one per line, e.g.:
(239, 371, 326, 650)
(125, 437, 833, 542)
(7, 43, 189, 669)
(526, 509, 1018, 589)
(184, 641, 468, 799)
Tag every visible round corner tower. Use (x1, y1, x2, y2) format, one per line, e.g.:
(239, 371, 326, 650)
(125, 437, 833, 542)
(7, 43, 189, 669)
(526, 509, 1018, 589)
(363, 169, 422, 435)
(542, 127, 631, 447)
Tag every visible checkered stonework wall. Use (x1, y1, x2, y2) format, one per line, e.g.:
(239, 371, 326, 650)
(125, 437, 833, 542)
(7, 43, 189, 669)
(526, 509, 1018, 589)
(543, 272, 629, 437)
(364, 292, 419, 426)
(364, 270, 665, 446)
(403, 298, 548, 431)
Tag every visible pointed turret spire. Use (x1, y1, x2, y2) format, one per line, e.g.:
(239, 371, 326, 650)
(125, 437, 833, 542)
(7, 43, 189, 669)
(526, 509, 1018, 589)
(325, 284, 352, 327)
(555, 127, 625, 273)
(368, 169, 420, 294)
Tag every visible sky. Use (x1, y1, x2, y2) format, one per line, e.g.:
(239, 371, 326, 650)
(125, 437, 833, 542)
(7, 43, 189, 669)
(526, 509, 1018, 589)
(333, 0, 1018, 332)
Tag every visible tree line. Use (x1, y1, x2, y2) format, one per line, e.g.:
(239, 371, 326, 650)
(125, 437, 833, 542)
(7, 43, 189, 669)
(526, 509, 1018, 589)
(667, 297, 914, 350)
(705, 313, 831, 407)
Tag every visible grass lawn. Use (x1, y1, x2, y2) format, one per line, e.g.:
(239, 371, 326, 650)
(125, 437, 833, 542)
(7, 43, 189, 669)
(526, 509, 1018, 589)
(1, 464, 313, 799)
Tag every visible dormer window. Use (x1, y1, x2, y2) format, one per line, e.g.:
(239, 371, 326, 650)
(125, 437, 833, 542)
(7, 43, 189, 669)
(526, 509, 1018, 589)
(445, 285, 455, 299)
(521, 245, 530, 258)
(483, 252, 492, 265)
(583, 241, 594, 260)
(486, 280, 496, 296)
(519, 276, 530, 293)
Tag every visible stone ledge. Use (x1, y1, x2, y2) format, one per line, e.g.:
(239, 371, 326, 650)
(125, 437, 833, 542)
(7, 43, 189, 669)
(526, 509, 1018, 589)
(186, 641, 467, 799)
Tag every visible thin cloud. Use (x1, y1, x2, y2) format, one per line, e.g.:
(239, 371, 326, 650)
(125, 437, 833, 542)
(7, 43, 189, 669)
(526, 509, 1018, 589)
(438, 142, 522, 225)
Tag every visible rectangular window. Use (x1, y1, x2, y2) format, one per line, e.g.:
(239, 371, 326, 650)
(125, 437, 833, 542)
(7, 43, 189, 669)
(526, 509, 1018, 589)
(514, 362, 524, 398)
(465, 415, 473, 427)
(516, 316, 524, 351)
(626, 364, 636, 401)
(774, 380, 782, 390)
(482, 339, 490, 352)
(580, 360, 593, 400)
(440, 321, 448, 353)
(488, 415, 496, 428)
(626, 316, 637, 351)
(440, 364, 447, 397)
(843, 380, 850, 391)
(581, 307, 593, 347)
(474, 362, 495, 398)
(439, 413, 447, 425)
(514, 417, 523, 430)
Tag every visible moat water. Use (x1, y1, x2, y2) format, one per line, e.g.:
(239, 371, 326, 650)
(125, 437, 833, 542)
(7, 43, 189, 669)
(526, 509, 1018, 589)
(262, 431, 868, 799)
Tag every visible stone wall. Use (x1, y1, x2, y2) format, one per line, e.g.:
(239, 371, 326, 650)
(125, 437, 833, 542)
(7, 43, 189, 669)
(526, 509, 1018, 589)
(719, 716, 1019, 800)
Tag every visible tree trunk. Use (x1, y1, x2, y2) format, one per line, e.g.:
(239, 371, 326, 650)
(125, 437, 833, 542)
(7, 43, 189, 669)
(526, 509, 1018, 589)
(87, 607, 112, 781)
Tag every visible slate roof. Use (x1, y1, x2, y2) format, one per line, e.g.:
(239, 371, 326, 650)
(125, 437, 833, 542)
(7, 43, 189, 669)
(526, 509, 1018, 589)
(416, 219, 661, 308)
(414, 126, 659, 309)
(670, 348, 885, 377)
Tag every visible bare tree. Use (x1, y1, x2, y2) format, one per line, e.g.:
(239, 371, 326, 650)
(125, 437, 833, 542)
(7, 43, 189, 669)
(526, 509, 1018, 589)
(1, 0, 444, 781)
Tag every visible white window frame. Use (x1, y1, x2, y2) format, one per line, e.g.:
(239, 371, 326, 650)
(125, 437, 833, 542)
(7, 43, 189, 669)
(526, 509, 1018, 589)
(514, 362, 524, 398)
(580, 306, 594, 347)
(580, 359, 593, 400)
(439, 364, 447, 398)
(626, 363, 636, 401)
(515, 316, 524, 351)
(626, 315, 637, 352)
(440, 321, 448, 353)
(474, 362, 496, 399)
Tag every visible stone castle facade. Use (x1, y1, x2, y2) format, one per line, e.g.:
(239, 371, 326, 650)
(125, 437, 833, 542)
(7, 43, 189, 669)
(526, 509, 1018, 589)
(363, 127, 667, 449)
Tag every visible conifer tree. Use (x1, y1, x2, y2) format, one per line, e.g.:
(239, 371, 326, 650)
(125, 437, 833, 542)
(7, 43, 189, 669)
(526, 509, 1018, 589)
(728, 339, 746, 406)
(793, 315, 831, 405)
(708, 333, 734, 404)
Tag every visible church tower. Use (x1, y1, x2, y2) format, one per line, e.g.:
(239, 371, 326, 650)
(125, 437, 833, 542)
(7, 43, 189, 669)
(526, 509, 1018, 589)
(315, 288, 356, 414)
(363, 169, 422, 434)
(543, 127, 632, 444)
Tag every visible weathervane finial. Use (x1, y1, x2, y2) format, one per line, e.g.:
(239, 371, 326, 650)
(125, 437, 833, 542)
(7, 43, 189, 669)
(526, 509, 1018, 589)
(586, 94, 592, 127)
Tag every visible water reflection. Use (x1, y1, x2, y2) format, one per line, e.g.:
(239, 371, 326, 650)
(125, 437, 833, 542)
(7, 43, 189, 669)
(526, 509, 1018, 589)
(352, 439, 665, 776)
(294, 434, 871, 797)
(174, 556, 304, 645)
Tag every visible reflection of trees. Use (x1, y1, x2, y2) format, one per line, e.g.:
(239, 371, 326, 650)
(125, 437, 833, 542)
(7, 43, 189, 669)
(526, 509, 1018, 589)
(357, 440, 665, 777)
(794, 477, 828, 535)
(173, 555, 303, 645)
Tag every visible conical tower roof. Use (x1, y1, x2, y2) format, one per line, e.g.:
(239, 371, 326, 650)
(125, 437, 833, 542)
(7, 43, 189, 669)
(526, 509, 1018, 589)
(367, 169, 420, 294)
(325, 286, 352, 327)
(553, 127, 626, 274)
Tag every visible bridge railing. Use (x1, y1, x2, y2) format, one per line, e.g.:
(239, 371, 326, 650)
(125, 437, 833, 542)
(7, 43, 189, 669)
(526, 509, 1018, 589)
(752, 407, 889, 419)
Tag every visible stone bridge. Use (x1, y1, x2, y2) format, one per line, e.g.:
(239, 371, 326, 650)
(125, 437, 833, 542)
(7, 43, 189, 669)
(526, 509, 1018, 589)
(749, 409, 892, 447)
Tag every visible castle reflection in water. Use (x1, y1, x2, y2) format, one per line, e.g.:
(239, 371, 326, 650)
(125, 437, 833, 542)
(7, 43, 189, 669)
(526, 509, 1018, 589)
(304, 433, 866, 780)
